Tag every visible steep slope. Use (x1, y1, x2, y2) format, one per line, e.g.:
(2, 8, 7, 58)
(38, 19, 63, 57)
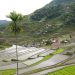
(30, 0, 75, 26)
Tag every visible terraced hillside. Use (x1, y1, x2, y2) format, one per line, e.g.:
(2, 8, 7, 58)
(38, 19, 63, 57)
(0, 45, 70, 75)
(0, 0, 75, 75)
(47, 65, 75, 75)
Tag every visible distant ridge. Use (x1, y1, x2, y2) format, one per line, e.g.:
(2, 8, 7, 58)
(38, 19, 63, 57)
(0, 20, 9, 25)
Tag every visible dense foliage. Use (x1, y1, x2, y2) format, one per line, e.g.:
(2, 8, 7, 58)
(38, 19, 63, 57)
(30, 0, 75, 26)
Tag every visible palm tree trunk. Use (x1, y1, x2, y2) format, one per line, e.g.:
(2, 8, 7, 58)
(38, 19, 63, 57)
(16, 34, 19, 75)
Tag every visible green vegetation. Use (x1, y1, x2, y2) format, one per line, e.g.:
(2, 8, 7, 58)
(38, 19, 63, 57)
(32, 48, 64, 66)
(0, 69, 16, 75)
(53, 48, 64, 54)
(0, 0, 75, 46)
(0, 40, 12, 50)
(0, 45, 11, 50)
(30, 0, 75, 27)
(47, 65, 75, 75)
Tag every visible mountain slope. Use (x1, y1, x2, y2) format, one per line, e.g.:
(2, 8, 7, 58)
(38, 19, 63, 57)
(1, 0, 75, 44)
(0, 20, 9, 31)
(0, 20, 9, 25)
(30, 0, 75, 26)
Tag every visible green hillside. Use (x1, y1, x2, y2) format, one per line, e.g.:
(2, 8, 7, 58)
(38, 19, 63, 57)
(25, 0, 75, 40)
(1, 0, 75, 46)
(30, 0, 75, 26)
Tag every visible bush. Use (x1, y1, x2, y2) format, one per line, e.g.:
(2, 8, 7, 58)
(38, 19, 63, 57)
(11, 59, 18, 61)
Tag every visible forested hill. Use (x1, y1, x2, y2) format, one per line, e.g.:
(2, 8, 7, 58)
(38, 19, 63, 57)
(2, 0, 75, 38)
(30, 0, 75, 26)
(1, 0, 75, 45)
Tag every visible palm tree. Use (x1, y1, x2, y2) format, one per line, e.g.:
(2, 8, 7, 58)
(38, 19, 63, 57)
(7, 11, 24, 75)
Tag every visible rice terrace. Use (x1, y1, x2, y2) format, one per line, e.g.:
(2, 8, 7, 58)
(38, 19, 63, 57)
(0, 0, 75, 75)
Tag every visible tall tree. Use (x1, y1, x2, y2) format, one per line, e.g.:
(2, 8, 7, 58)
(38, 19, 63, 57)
(7, 11, 24, 75)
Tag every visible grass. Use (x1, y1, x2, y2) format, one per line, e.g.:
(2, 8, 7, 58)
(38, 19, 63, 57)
(33, 54, 53, 65)
(47, 65, 75, 75)
(53, 48, 64, 54)
(0, 69, 16, 75)
(32, 48, 64, 66)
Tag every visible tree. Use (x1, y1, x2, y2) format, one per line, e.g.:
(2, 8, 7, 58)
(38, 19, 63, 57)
(7, 11, 24, 75)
